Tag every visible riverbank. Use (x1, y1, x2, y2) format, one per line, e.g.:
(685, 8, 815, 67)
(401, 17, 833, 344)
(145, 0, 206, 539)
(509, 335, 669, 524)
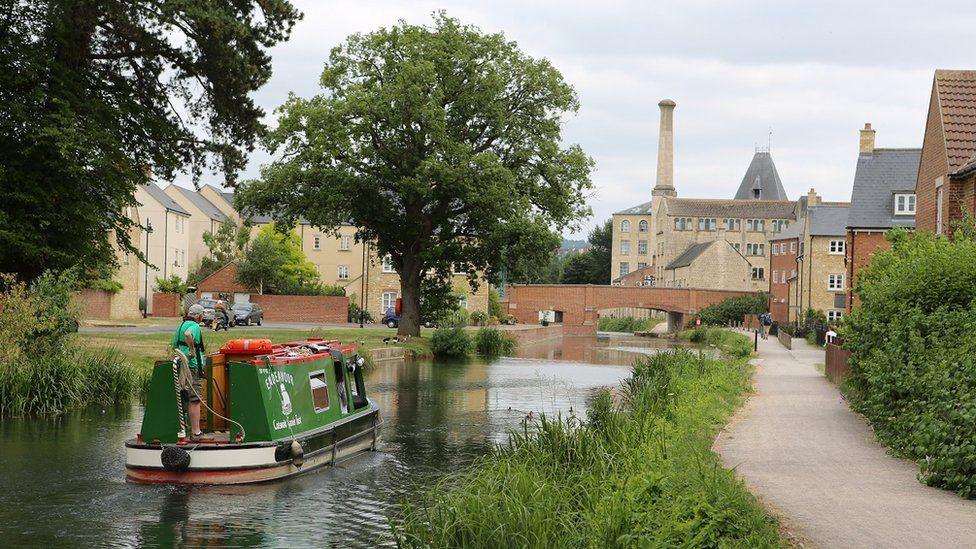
(394, 330, 783, 547)
(715, 333, 976, 547)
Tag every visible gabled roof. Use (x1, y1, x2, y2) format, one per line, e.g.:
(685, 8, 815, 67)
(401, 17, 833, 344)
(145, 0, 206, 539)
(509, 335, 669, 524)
(140, 184, 191, 216)
(733, 151, 789, 201)
(847, 148, 921, 229)
(934, 70, 976, 172)
(170, 186, 228, 223)
(807, 204, 850, 237)
(614, 200, 653, 215)
(666, 198, 796, 219)
(665, 241, 715, 269)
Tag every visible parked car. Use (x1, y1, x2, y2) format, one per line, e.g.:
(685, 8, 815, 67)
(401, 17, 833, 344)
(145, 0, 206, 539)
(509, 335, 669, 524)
(198, 298, 217, 322)
(381, 307, 436, 329)
(232, 302, 264, 326)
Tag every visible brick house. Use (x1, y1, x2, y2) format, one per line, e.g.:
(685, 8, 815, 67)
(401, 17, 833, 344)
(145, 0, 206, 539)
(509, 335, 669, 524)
(914, 70, 976, 235)
(768, 222, 802, 322)
(845, 124, 920, 311)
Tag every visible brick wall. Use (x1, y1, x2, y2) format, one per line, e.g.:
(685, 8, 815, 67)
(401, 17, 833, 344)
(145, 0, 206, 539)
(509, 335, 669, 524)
(196, 262, 251, 297)
(76, 290, 112, 320)
(768, 237, 797, 322)
(846, 230, 891, 311)
(251, 294, 348, 323)
(915, 83, 949, 233)
(153, 293, 182, 318)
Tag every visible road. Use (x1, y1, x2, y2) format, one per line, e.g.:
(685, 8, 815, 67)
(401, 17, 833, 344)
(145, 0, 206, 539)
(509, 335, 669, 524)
(714, 333, 976, 548)
(80, 321, 372, 334)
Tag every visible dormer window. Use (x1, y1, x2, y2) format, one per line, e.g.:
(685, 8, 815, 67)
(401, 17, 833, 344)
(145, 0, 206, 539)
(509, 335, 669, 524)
(894, 193, 916, 215)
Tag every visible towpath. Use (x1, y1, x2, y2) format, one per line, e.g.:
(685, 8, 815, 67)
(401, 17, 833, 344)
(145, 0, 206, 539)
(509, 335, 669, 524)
(714, 332, 976, 548)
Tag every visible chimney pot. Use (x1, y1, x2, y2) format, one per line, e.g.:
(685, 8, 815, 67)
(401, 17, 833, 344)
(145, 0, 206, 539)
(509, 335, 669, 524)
(859, 122, 876, 154)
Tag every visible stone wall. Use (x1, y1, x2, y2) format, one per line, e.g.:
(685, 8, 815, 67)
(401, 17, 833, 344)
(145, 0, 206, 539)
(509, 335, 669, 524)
(250, 294, 348, 323)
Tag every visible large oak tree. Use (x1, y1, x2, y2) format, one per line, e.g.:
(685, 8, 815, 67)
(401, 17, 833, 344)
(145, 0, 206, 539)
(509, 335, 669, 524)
(0, 0, 300, 280)
(238, 14, 593, 336)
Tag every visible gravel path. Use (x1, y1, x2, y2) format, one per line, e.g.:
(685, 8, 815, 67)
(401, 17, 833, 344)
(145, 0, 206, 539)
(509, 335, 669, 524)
(714, 332, 976, 548)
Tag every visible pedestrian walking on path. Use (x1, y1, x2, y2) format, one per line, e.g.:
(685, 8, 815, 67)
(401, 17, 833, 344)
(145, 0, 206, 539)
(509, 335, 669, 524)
(714, 332, 976, 548)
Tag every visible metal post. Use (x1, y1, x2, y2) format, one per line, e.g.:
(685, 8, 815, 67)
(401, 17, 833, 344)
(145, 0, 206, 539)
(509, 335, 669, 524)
(754, 329, 758, 351)
(143, 219, 153, 318)
(359, 238, 366, 328)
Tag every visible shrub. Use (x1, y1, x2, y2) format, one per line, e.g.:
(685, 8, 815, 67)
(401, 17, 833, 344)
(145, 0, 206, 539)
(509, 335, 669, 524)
(347, 301, 374, 324)
(488, 287, 502, 319)
(430, 326, 472, 358)
(437, 308, 469, 329)
(155, 274, 188, 294)
(597, 316, 653, 332)
(395, 345, 780, 547)
(845, 229, 976, 497)
(474, 327, 516, 357)
(697, 293, 768, 325)
(469, 310, 489, 326)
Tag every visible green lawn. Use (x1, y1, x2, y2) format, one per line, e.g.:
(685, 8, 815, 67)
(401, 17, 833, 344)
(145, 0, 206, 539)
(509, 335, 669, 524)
(83, 326, 433, 372)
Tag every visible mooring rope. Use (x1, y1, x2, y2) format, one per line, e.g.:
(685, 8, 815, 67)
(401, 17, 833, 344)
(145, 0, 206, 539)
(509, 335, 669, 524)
(172, 349, 246, 442)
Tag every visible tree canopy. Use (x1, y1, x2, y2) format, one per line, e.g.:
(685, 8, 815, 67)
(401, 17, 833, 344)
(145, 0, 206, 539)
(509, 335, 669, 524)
(235, 224, 340, 296)
(0, 0, 301, 281)
(238, 14, 592, 335)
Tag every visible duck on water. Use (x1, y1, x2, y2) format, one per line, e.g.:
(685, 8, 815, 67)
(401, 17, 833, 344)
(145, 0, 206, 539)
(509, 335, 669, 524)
(125, 337, 380, 485)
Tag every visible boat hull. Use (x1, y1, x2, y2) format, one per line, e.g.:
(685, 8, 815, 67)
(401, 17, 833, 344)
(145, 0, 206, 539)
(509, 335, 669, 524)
(126, 405, 379, 485)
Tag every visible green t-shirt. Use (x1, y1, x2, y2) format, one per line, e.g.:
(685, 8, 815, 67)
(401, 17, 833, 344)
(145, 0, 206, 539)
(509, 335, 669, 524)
(173, 320, 204, 371)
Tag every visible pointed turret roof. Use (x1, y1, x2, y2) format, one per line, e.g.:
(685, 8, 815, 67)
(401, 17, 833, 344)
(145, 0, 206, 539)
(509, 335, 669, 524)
(733, 151, 789, 201)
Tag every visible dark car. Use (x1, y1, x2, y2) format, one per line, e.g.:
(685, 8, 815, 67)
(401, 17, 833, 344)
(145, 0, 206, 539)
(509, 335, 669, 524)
(232, 302, 264, 326)
(381, 307, 435, 329)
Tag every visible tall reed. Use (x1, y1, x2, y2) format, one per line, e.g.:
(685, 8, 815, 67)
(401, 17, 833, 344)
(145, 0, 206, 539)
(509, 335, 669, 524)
(474, 327, 516, 357)
(395, 337, 780, 547)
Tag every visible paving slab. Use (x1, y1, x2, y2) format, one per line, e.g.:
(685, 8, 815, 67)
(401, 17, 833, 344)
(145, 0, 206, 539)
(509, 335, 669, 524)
(714, 332, 976, 548)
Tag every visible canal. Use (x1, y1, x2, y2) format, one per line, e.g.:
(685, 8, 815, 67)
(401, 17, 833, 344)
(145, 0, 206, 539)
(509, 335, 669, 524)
(0, 334, 696, 547)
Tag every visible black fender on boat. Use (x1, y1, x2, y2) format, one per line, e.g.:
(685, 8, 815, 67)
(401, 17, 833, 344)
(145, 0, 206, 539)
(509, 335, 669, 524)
(161, 446, 191, 471)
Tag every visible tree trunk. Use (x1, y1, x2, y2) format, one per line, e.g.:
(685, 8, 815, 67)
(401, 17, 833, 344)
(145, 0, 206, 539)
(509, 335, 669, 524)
(397, 255, 422, 337)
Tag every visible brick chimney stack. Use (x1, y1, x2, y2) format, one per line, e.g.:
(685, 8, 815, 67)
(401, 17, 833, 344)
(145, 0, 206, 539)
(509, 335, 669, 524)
(859, 123, 876, 154)
(653, 99, 677, 197)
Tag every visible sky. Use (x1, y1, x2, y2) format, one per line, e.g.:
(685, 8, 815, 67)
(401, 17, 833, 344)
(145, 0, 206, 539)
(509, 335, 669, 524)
(179, 0, 976, 239)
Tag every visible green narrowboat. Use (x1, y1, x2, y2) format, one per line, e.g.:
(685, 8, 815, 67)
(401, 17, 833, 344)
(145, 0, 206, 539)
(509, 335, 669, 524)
(125, 338, 379, 485)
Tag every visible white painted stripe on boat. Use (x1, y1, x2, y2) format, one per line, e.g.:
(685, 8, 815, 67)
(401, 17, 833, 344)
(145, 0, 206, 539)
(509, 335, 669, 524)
(126, 446, 278, 469)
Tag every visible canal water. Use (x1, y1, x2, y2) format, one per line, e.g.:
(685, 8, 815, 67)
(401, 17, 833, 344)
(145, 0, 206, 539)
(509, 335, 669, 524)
(0, 334, 694, 548)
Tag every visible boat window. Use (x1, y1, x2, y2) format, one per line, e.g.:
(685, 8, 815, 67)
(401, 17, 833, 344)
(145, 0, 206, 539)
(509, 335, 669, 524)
(309, 371, 330, 412)
(334, 359, 349, 414)
(349, 358, 368, 410)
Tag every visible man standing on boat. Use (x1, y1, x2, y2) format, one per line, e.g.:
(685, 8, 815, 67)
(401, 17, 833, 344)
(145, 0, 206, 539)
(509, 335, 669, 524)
(174, 304, 211, 441)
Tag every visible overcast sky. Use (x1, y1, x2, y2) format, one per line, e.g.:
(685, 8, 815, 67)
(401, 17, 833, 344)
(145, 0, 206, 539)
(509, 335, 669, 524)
(183, 0, 976, 239)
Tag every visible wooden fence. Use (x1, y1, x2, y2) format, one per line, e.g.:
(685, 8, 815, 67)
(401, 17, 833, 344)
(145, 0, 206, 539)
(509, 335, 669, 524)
(825, 339, 852, 383)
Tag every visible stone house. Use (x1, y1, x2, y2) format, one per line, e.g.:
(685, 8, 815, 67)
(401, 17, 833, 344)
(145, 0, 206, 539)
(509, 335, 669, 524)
(845, 124, 920, 311)
(793, 203, 850, 323)
(165, 184, 229, 267)
(914, 70, 976, 235)
(658, 240, 752, 291)
(610, 201, 652, 281)
(134, 183, 191, 314)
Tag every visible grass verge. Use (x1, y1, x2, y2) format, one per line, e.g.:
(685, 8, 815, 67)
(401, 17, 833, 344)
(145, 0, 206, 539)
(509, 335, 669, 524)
(394, 332, 781, 547)
(682, 326, 753, 358)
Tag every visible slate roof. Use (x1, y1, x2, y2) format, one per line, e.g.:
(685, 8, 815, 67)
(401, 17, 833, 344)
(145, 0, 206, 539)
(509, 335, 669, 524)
(666, 198, 796, 219)
(934, 70, 976, 171)
(770, 219, 805, 241)
(665, 241, 716, 270)
(614, 200, 653, 215)
(807, 204, 850, 237)
(733, 151, 789, 201)
(847, 148, 921, 229)
(141, 184, 191, 216)
(170, 186, 228, 222)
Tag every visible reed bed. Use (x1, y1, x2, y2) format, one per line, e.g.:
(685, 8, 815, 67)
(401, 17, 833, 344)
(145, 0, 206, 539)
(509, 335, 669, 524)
(474, 327, 517, 357)
(394, 337, 781, 548)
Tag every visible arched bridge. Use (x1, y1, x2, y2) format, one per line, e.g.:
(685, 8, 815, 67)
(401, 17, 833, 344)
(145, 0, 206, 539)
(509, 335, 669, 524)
(504, 285, 757, 335)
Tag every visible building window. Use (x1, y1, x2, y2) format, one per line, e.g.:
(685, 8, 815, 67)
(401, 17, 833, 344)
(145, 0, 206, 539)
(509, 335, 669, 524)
(637, 240, 647, 255)
(724, 218, 741, 231)
(790, 241, 796, 254)
(791, 269, 796, 278)
(828, 240, 845, 254)
(382, 255, 395, 273)
(620, 240, 630, 255)
(937, 183, 944, 234)
(772, 243, 779, 255)
(382, 291, 397, 311)
(637, 262, 647, 270)
(698, 218, 716, 231)
(313, 234, 321, 250)
(827, 310, 844, 322)
(620, 220, 630, 233)
(732, 242, 741, 252)
(638, 220, 648, 232)
(674, 217, 692, 230)
(337, 265, 349, 280)
(771, 220, 788, 233)
(457, 295, 468, 310)
(773, 270, 778, 284)
(746, 243, 765, 256)
(751, 267, 765, 280)
(452, 262, 467, 274)
(894, 193, 916, 215)
(340, 235, 351, 250)
(619, 262, 630, 276)
(828, 274, 845, 290)
(746, 219, 765, 232)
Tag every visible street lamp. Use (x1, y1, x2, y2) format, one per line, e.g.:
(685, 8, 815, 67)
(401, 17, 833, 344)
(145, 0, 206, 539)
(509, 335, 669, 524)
(143, 219, 153, 318)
